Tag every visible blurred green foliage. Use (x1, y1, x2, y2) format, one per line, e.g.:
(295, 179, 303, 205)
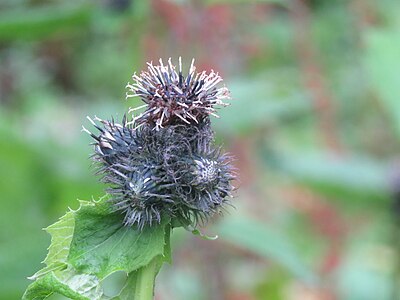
(0, 4, 91, 41)
(1, 0, 399, 299)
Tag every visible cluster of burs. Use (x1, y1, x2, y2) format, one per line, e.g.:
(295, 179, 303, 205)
(86, 58, 236, 229)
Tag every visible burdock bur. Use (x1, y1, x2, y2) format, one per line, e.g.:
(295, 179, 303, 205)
(23, 58, 237, 300)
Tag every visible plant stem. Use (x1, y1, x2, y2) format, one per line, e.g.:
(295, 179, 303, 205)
(133, 256, 161, 300)
(122, 225, 171, 300)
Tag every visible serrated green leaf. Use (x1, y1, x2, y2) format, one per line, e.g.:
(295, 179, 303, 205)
(23, 267, 104, 300)
(29, 210, 75, 280)
(44, 210, 75, 265)
(68, 198, 170, 279)
(25, 196, 171, 300)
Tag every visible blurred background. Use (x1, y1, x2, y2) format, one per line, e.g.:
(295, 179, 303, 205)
(1, 0, 400, 299)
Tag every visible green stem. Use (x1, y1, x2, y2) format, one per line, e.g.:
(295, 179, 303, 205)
(120, 225, 171, 300)
(131, 225, 171, 300)
(133, 257, 161, 300)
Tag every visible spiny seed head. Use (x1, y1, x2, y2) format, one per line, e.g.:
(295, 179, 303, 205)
(126, 57, 230, 130)
(85, 116, 236, 229)
(192, 158, 220, 187)
(84, 58, 236, 229)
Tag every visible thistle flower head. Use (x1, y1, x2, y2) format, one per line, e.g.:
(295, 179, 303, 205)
(85, 58, 236, 229)
(85, 116, 235, 229)
(126, 58, 230, 130)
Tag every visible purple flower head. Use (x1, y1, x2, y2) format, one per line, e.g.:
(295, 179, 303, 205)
(84, 116, 236, 229)
(126, 58, 230, 130)
(84, 58, 236, 229)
